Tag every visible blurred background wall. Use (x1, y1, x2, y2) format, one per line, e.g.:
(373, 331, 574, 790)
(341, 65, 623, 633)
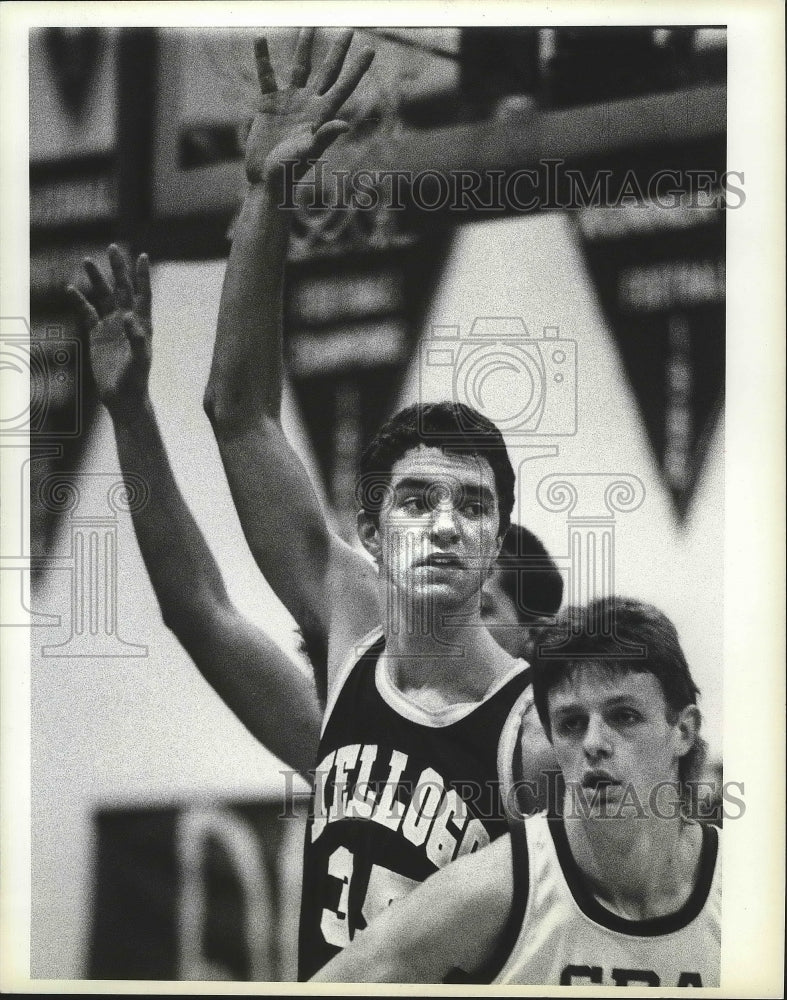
(21, 23, 727, 980)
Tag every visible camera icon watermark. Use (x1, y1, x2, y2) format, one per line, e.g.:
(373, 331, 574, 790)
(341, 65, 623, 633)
(419, 317, 577, 440)
(0, 316, 82, 437)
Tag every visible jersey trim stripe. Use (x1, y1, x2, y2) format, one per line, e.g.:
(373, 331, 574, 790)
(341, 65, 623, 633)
(320, 626, 384, 738)
(549, 817, 719, 936)
(496, 683, 533, 818)
(472, 807, 532, 982)
(374, 655, 529, 728)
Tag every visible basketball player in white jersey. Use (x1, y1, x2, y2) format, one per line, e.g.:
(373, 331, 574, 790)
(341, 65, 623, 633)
(312, 598, 721, 988)
(203, 30, 555, 979)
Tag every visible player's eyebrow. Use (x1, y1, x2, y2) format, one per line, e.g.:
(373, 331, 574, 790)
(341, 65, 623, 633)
(461, 483, 496, 504)
(392, 477, 495, 505)
(551, 702, 587, 718)
(600, 693, 648, 710)
(392, 477, 432, 494)
(552, 692, 648, 716)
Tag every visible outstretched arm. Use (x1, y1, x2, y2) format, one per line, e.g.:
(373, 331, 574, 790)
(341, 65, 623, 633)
(204, 30, 379, 701)
(67, 246, 321, 777)
(310, 835, 513, 983)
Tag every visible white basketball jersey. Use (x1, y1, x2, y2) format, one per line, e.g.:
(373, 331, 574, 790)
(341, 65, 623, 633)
(494, 814, 721, 987)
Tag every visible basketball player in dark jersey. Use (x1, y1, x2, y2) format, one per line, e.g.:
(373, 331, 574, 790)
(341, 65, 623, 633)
(203, 29, 555, 979)
(68, 245, 563, 788)
(313, 598, 721, 988)
(69, 243, 557, 981)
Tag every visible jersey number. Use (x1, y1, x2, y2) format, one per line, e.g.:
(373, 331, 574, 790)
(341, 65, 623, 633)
(320, 846, 418, 948)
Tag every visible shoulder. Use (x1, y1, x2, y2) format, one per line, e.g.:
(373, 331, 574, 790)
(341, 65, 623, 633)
(425, 835, 515, 975)
(421, 833, 513, 914)
(486, 655, 531, 715)
(453, 834, 514, 912)
(387, 836, 515, 978)
(325, 537, 380, 663)
(701, 820, 722, 885)
(321, 624, 384, 729)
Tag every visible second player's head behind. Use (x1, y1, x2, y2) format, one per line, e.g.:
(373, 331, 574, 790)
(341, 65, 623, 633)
(529, 597, 707, 816)
(482, 523, 564, 658)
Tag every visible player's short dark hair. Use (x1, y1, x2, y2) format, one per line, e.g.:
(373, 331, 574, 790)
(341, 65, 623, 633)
(530, 597, 706, 787)
(497, 524, 563, 623)
(358, 401, 515, 537)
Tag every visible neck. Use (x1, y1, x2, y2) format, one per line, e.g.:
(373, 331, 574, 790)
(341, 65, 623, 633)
(564, 807, 702, 920)
(379, 584, 516, 701)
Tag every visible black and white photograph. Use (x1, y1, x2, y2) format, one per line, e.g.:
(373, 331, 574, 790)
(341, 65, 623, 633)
(1, 1, 784, 994)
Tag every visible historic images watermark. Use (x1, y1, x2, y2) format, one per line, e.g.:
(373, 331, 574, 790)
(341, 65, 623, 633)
(276, 770, 744, 825)
(280, 160, 745, 213)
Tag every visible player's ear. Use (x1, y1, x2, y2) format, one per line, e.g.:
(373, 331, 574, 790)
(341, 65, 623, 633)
(673, 704, 701, 759)
(357, 510, 382, 563)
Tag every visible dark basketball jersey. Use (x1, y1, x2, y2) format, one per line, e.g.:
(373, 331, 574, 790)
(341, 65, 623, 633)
(297, 627, 532, 980)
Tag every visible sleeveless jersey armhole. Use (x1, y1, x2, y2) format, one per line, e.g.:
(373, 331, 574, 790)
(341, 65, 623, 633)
(468, 812, 531, 983)
(320, 625, 384, 738)
(496, 673, 532, 818)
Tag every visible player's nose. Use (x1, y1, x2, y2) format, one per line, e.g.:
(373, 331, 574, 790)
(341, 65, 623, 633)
(582, 714, 612, 759)
(430, 503, 460, 542)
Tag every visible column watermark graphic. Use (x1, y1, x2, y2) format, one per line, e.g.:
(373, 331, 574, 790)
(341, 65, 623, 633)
(1, 317, 78, 626)
(1, 315, 148, 657)
(535, 472, 646, 655)
(34, 472, 149, 658)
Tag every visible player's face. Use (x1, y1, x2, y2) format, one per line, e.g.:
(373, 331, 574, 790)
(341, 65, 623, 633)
(376, 446, 502, 609)
(547, 667, 691, 818)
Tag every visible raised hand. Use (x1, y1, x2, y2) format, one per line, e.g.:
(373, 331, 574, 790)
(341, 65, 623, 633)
(66, 244, 152, 414)
(244, 28, 375, 190)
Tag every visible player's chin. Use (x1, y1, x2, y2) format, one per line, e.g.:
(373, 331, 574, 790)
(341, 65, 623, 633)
(407, 575, 470, 605)
(411, 577, 459, 598)
(574, 782, 625, 816)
